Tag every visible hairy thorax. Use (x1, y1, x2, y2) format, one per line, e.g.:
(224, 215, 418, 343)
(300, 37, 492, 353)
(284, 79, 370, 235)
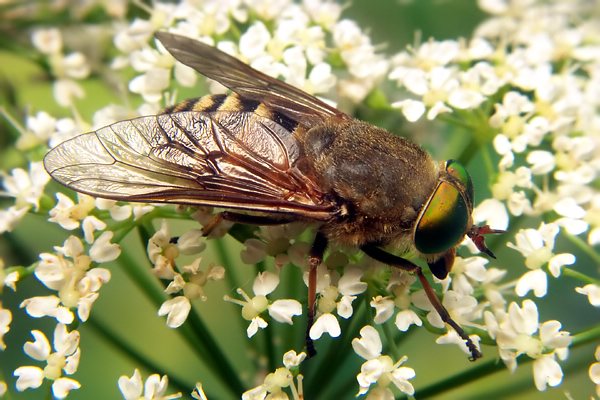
(296, 119, 439, 247)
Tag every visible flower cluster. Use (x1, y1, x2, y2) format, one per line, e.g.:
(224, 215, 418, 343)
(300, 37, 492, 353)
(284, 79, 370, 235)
(147, 220, 225, 328)
(352, 325, 416, 398)
(485, 299, 572, 391)
(21, 234, 116, 323)
(0, 0, 598, 399)
(14, 324, 81, 398)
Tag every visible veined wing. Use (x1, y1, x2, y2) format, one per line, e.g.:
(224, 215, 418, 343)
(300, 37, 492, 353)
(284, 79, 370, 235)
(155, 31, 348, 127)
(43, 111, 337, 220)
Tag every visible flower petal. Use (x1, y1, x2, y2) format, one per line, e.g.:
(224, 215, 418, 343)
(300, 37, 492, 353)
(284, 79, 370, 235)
(351, 325, 382, 360)
(309, 313, 340, 340)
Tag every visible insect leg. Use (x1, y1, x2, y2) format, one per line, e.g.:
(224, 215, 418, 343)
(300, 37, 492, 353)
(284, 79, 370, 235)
(306, 231, 328, 358)
(361, 245, 482, 361)
(201, 212, 297, 236)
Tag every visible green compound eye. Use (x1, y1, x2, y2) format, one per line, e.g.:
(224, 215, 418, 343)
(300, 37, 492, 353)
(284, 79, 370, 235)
(446, 159, 473, 205)
(414, 160, 472, 255)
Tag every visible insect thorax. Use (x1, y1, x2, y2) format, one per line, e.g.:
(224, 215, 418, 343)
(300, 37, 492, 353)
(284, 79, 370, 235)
(298, 119, 439, 247)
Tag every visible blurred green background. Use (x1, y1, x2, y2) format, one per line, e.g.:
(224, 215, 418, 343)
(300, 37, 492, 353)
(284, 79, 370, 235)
(1, 0, 598, 399)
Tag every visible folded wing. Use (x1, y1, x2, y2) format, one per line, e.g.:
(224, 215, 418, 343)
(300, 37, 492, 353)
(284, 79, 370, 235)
(44, 111, 336, 220)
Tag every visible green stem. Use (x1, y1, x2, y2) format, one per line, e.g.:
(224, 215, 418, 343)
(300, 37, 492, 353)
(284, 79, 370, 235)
(211, 238, 241, 293)
(264, 316, 278, 372)
(563, 231, 600, 265)
(572, 323, 600, 347)
(0, 106, 26, 137)
(86, 315, 197, 396)
(381, 318, 402, 361)
(480, 143, 496, 179)
(562, 267, 598, 285)
(111, 222, 137, 244)
(438, 113, 477, 131)
(457, 137, 480, 166)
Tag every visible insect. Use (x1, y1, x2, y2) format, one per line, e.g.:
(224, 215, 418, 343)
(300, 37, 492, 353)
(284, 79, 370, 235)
(44, 31, 503, 360)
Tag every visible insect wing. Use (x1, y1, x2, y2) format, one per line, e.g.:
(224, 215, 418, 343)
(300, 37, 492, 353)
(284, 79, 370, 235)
(155, 32, 347, 127)
(44, 111, 335, 220)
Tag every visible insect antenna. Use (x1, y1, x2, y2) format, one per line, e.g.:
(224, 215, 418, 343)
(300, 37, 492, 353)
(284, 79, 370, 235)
(467, 224, 505, 259)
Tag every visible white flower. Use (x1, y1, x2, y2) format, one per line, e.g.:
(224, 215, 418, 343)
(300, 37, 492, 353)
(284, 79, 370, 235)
(14, 324, 81, 399)
(414, 288, 481, 331)
(16, 111, 57, 150)
(1, 162, 50, 211)
(508, 222, 575, 297)
(282, 350, 306, 369)
(309, 265, 367, 340)
(48, 193, 96, 230)
(147, 220, 179, 279)
(89, 231, 121, 263)
(241, 223, 308, 267)
(472, 198, 509, 232)
(159, 258, 224, 328)
(392, 99, 426, 122)
(0, 206, 28, 234)
(449, 256, 488, 295)
(31, 27, 90, 106)
(371, 269, 423, 332)
(31, 235, 112, 322)
(370, 296, 395, 324)
(239, 21, 271, 61)
(0, 306, 12, 350)
(118, 369, 181, 400)
(158, 296, 192, 329)
(394, 310, 423, 332)
(309, 313, 341, 340)
(527, 150, 555, 175)
(332, 19, 388, 103)
(533, 354, 564, 391)
(352, 326, 415, 397)
(32, 28, 62, 54)
(20, 296, 74, 324)
(303, 0, 342, 28)
(176, 230, 206, 255)
(95, 198, 133, 221)
(129, 68, 171, 103)
(575, 284, 600, 307)
(485, 299, 571, 385)
(0, 258, 19, 291)
(226, 271, 302, 337)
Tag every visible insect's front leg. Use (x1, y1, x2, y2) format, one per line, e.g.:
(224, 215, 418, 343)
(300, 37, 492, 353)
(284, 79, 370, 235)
(361, 244, 482, 361)
(306, 231, 328, 358)
(201, 211, 297, 236)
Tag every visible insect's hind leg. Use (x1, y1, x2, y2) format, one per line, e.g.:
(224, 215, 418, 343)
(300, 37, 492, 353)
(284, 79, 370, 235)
(361, 244, 482, 361)
(201, 211, 297, 236)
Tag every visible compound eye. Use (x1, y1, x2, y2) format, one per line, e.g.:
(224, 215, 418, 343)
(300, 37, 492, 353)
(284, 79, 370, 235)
(446, 159, 473, 204)
(414, 180, 469, 254)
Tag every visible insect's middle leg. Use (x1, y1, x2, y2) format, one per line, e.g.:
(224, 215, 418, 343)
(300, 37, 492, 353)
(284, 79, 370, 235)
(306, 231, 328, 358)
(361, 244, 482, 361)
